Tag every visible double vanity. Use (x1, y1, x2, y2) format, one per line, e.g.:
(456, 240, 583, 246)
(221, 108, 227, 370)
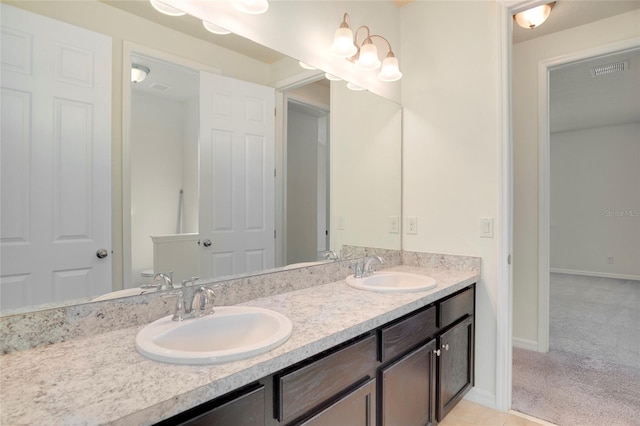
(0, 254, 479, 425)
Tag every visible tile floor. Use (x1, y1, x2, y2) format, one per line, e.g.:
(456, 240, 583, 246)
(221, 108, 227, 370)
(441, 400, 555, 426)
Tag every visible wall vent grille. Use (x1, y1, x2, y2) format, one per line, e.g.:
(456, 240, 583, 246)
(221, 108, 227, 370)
(591, 61, 628, 77)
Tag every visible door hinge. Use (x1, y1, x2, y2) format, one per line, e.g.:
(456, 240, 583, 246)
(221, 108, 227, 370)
(274, 107, 277, 116)
(274, 168, 277, 178)
(274, 229, 277, 239)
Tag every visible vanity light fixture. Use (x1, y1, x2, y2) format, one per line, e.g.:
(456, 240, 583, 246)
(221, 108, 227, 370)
(149, 0, 185, 17)
(202, 21, 231, 35)
(329, 13, 402, 82)
(131, 64, 150, 83)
(514, 2, 555, 29)
(231, 0, 269, 15)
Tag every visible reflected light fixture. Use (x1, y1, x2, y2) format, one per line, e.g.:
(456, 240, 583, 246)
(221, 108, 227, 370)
(325, 73, 342, 81)
(299, 61, 316, 70)
(202, 21, 231, 35)
(514, 2, 555, 29)
(149, 0, 185, 17)
(329, 13, 402, 82)
(131, 64, 150, 83)
(231, 0, 269, 15)
(346, 82, 364, 91)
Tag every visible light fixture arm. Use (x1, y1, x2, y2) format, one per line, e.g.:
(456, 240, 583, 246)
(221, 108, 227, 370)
(368, 34, 396, 58)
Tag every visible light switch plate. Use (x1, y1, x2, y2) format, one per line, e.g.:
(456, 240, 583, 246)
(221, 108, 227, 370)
(480, 217, 494, 238)
(337, 216, 345, 231)
(407, 217, 417, 235)
(389, 216, 399, 234)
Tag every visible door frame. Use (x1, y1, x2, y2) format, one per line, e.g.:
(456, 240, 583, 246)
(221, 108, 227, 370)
(121, 42, 220, 288)
(536, 38, 640, 353)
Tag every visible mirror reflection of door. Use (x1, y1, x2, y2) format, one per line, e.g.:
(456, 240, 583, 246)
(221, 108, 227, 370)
(129, 54, 277, 284)
(285, 100, 330, 265)
(0, 5, 112, 311)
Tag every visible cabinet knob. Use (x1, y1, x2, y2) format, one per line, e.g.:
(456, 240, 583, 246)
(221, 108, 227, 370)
(442, 343, 450, 351)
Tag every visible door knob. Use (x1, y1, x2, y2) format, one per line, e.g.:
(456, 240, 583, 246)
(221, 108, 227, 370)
(442, 343, 450, 351)
(96, 249, 109, 259)
(202, 239, 212, 247)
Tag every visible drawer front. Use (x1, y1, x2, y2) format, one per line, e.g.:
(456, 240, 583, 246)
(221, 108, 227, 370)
(277, 334, 377, 424)
(180, 385, 265, 426)
(439, 286, 474, 329)
(379, 306, 437, 363)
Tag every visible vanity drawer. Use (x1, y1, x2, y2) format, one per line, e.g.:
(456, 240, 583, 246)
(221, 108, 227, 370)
(379, 305, 437, 363)
(276, 334, 377, 424)
(439, 286, 474, 329)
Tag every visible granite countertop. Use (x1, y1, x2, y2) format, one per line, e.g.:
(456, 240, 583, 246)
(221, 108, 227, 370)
(0, 265, 479, 425)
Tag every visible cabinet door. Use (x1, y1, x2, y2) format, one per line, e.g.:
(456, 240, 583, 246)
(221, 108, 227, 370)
(299, 379, 376, 426)
(437, 316, 474, 421)
(180, 385, 265, 426)
(380, 339, 436, 426)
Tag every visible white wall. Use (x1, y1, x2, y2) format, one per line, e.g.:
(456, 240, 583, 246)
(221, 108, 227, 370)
(130, 93, 185, 284)
(513, 10, 640, 344)
(331, 83, 402, 254)
(550, 123, 640, 279)
(401, 1, 501, 406)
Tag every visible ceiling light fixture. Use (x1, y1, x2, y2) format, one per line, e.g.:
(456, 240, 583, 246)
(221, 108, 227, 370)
(231, 0, 269, 15)
(149, 0, 185, 17)
(329, 13, 402, 82)
(346, 82, 364, 91)
(325, 73, 342, 81)
(514, 2, 555, 29)
(202, 21, 231, 35)
(131, 64, 150, 83)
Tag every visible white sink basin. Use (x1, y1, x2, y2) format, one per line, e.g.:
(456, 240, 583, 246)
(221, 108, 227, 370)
(346, 271, 437, 293)
(135, 306, 293, 365)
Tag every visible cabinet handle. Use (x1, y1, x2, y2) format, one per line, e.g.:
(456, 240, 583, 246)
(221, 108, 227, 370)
(434, 349, 441, 356)
(442, 343, 450, 351)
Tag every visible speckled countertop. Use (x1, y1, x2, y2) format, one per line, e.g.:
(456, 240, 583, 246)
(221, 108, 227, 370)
(0, 265, 478, 425)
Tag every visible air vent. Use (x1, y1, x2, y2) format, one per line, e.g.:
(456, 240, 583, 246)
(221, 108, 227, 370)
(149, 82, 171, 91)
(591, 61, 628, 77)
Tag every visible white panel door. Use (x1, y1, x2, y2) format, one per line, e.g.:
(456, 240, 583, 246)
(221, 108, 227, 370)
(199, 72, 275, 278)
(0, 5, 112, 310)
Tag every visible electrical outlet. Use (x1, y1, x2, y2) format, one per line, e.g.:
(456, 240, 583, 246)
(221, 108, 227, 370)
(407, 217, 418, 235)
(607, 256, 614, 264)
(389, 216, 399, 234)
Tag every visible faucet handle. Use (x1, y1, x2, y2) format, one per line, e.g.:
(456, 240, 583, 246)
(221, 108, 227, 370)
(181, 276, 200, 287)
(192, 286, 216, 317)
(349, 259, 365, 278)
(161, 290, 185, 322)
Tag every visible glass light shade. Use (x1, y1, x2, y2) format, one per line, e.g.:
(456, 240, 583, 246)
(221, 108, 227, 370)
(346, 82, 364, 91)
(149, 0, 186, 17)
(231, 0, 269, 15)
(202, 21, 231, 35)
(515, 4, 552, 29)
(356, 43, 381, 71)
(325, 73, 342, 81)
(330, 27, 357, 58)
(298, 61, 316, 70)
(131, 65, 150, 83)
(378, 56, 402, 82)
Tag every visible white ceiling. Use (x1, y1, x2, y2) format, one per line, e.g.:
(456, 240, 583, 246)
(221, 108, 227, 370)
(130, 53, 199, 103)
(550, 48, 640, 133)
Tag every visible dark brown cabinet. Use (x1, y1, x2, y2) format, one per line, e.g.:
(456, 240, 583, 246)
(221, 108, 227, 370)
(437, 315, 474, 421)
(156, 284, 475, 426)
(379, 339, 436, 426)
(300, 379, 376, 426)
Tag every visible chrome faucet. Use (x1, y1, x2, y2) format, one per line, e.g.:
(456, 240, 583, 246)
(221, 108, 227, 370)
(363, 255, 384, 277)
(162, 285, 216, 322)
(153, 272, 173, 289)
(323, 250, 340, 261)
(141, 272, 173, 290)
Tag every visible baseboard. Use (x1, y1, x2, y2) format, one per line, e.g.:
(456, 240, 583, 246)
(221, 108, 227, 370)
(513, 337, 540, 352)
(464, 387, 496, 410)
(550, 268, 640, 282)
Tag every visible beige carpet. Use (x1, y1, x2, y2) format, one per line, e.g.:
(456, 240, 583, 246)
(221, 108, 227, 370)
(512, 347, 640, 426)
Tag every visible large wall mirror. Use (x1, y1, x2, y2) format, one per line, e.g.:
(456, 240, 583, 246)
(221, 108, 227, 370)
(0, 0, 401, 315)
